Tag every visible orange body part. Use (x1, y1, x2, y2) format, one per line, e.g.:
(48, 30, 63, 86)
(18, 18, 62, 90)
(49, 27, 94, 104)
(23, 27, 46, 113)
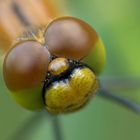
(0, 0, 60, 52)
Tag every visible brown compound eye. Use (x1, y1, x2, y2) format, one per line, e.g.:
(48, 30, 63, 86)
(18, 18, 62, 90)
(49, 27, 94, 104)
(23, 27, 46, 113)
(45, 17, 98, 60)
(3, 41, 50, 91)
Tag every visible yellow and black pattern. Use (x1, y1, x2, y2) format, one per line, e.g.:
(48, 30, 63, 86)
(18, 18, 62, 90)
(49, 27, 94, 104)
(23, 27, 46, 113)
(43, 59, 99, 114)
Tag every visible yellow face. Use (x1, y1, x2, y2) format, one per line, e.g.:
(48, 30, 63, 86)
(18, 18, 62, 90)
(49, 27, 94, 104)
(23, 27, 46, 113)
(43, 58, 99, 114)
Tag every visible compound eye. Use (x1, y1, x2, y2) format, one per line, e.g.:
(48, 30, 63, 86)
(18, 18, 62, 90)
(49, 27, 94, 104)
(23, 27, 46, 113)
(3, 41, 50, 91)
(45, 17, 98, 60)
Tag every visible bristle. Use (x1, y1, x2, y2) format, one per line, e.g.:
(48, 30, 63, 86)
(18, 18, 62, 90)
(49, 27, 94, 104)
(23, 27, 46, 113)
(14, 26, 47, 45)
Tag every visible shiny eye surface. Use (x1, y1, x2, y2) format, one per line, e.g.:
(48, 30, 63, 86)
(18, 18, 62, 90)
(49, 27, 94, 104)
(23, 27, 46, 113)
(45, 17, 98, 60)
(3, 41, 50, 91)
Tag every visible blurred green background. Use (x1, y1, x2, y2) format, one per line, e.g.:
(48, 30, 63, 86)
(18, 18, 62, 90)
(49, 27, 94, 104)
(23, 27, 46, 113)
(0, 0, 140, 140)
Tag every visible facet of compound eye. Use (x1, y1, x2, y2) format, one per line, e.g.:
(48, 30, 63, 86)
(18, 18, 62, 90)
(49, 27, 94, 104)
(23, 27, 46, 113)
(48, 57, 69, 76)
(44, 16, 98, 60)
(3, 40, 50, 91)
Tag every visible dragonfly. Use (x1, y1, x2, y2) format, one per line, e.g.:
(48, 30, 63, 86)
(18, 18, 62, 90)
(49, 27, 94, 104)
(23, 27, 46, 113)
(0, 0, 140, 140)
(0, 0, 139, 113)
